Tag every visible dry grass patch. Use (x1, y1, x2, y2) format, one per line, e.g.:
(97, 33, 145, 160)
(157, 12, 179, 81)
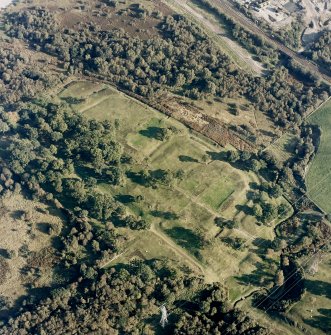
(0, 192, 63, 311)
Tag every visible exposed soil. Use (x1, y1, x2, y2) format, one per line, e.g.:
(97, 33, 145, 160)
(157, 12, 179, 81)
(159, 95, 256, 152)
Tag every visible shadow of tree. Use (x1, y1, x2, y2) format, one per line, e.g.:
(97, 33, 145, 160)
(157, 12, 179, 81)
(0, 249, 11, 259)
(236, 204, 253, 216)
(74, 164, 105, 183)
(304, 308, 331, 333)
(220, 236, 245, 250)
(228, 102, 238, 115)
(151, 210, 179, 220)
(246, 190, 258, 201)
(206, 151, 227, 161)
(248, 182, 259, 190)
(174, 299, 199, 311)
(165, 227, 202, 259)
(36, 222, 51, 234)
(10, 210, 25, 220)
(115, 194, 136, 204)
(305, 279, 331, 299)
(60, 96, 85, 104)
(251, 238, 272, 256)
(126, 171, 150, 187)
(235, 259, 276, 287)
(283, 136, 298, 153)
(207, 151, 252, 171)
(139, 126, 165, 141)
(178, 155, 199, 163)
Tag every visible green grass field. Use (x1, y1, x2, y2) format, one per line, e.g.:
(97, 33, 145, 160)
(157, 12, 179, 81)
(306, 99, 331, 214)
(58, 80, 292, 295)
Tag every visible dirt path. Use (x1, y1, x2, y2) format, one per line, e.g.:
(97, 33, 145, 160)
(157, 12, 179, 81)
(100, 251, 126, 269)
(233, 287, 267, 308)
(98, 223, 218, 283)
(173, 184, 220, 218)
(171, 0, 264, 75)
(78, 94, 110, 114)
(172, 180, 261, 265)
(150, 222, 205, 273)
(151, 222, 221, 283)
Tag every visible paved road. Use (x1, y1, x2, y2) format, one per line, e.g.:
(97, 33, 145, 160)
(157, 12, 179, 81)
(210, 0, 331, 83)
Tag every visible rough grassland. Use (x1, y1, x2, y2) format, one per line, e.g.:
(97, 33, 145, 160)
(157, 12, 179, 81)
(0, 193, 63, 316)
(58, 80, 291, 297)
(306, 99, 331, 214)
(287, 252, 331, 335)
(267, 132, 298, 165)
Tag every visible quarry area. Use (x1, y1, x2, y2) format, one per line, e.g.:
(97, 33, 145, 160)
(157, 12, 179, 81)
(238, 0, 331, 44)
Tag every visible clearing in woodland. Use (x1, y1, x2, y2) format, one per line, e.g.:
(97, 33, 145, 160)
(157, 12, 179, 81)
(57, 80, 292, 299)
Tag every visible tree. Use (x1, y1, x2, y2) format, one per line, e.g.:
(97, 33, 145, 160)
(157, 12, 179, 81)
(240, 151, 251, 161)
(252, 204, 263, 218)
(249, 159, 261, 172)
(0, 120, 9, 133)
(92, 240, 100, 252)
(275, 270, 284, 286)
(269, 184, 282, 198)
(273, 238, 287, 251)
(261, 202, 277, 223)
(129, 218, 150, 230)
(278, 203, 289, 218)
(227, 150, 239, 162)
(85, 177, 97, 189)
(155, 127, 171, 141)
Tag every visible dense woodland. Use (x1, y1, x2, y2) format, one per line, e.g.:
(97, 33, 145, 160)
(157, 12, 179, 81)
(5, 99, 155, 229)
(305, 31, 331, 72)
(271, 20, 304, 51)
(4, 7, 329, 130)
(174, 283, 269, 334)
(0, 47, 59, 104)
(0, 260, 270, 335)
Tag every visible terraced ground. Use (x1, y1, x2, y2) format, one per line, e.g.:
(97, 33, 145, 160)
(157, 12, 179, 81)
(57, 80, 292, 299)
